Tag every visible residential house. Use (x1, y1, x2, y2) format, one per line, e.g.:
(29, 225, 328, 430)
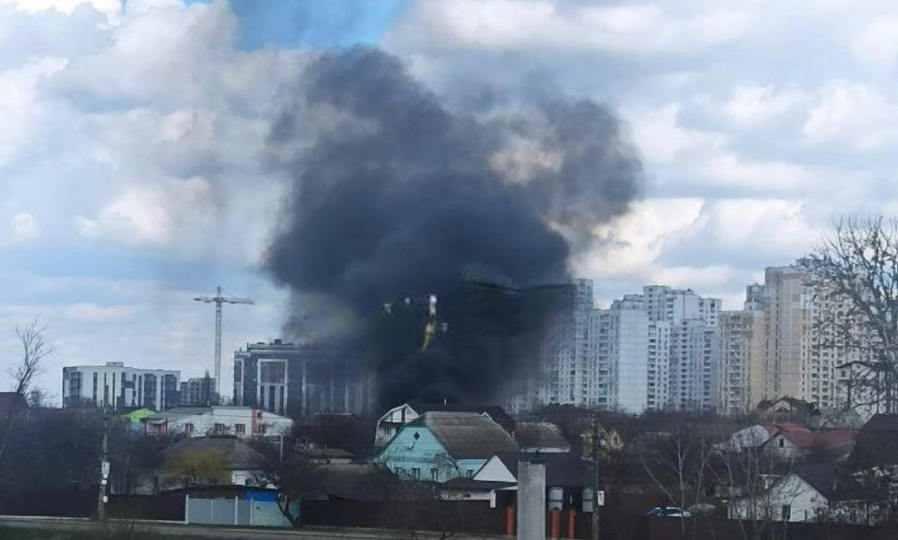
(159, 436, 265, 490)
(845, 414, 898, 472)
(376, 411, 519, 483)
(458, 452, 595, 513)
(762, 425, 857, 461)
(297, 446, 355, 465)
(144, 406, 292, 439)
(374, 402, 515, 448)
(713, 424, 774, 454)
(728, 464, 874, 524)
(513, 422, 571, 453)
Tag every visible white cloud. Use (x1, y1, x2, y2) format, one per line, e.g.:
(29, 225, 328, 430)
(388, 0, 752, 55)
(724, 85, 807, 128)
(651, 265, 736, 289)
(75, 177, 215, 245)
(853, 15, 898, 71)
(62, 302, 138, 323)
(0, 0, 119, 15)
(628, 104, 811, 191)
(575, 198, 704, 278)
(8, 212, 40, 242)
(802, 81, 898, 152)
(0, 57, 66, 168)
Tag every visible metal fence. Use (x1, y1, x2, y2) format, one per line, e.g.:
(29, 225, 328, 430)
(184, 496, 290, 527)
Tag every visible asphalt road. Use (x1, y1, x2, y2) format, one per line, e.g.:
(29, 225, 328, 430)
(0, 516, 507, 540)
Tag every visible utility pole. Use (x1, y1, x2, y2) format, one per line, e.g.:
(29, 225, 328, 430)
(194, 286, 254, 399)
(591, 412, 604, 540)
(96, 413, 109, 521)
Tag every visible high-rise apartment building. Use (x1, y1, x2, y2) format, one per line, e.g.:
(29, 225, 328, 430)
(718, 309, 766, 415)
(668, 319, 719, 411)
(62, 362, 180, 410)
(647, 321, 671, 410)
(721, 264, 857, 414)
(515, 281, 721, 413)
(534, 279, 595, 408)
(627, 286, 721, 411)
(180, 373, 218, 407)
(599, 299, 650, 412)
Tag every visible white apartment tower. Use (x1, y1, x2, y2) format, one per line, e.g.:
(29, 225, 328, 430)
(62, 362, 180, 410)
(631, 286, 721, 411)
(647, 321, 671, 410)
(537, 279, 595, 407)
(590, 299, 650, 413)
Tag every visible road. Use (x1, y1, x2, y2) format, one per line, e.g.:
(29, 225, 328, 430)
(0, 516, 507, 540)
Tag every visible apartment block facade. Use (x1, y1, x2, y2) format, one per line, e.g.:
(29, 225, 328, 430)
(62, 362, 180, 410)
(718, 309, 766, 416)
(233, 340, 376, 417)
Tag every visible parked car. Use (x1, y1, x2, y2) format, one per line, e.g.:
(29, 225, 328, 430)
(687, 503, 716, 516)
(646, 506, 693, 518)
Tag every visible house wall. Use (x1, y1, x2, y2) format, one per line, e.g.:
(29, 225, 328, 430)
(728, 475, 826, 522)
(764, 434, 803, 460)
(474, 456, 516, 483)
(374, 404, 419, 447)
(376, 426, 485, 483)
(160, 408, 292, 438)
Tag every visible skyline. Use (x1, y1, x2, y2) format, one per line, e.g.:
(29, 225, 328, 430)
(2, 0, 896, 401)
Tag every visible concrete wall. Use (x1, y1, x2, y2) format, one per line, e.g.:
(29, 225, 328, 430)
(517, 461, 545, 540)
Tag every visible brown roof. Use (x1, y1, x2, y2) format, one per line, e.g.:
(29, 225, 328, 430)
(409, 403, 515, 432)
(764, 423, 858, 450)
(407, 412, 519, 459)
(514, 422, 570, 451)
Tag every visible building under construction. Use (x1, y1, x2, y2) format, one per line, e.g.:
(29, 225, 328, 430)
(233, 340, 376, 418)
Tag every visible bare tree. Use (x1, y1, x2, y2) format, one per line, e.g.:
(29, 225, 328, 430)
(807, 216, 898, 413)
(9, 317, 54, 396)
(0, 318, 54, 464)
(638, 417, 723, 539)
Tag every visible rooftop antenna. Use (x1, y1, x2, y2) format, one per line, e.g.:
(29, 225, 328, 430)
(194, 286, 254, 399)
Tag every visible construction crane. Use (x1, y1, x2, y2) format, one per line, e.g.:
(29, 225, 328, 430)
(193, 286, 254, 398)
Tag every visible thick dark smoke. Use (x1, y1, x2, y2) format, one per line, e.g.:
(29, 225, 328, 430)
(265, 48, 642, 408)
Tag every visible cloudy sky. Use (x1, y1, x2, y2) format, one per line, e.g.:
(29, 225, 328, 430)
(2, 0, 896, 401)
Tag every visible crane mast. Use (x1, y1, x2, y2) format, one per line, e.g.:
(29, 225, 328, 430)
(193, 286, 254, 400)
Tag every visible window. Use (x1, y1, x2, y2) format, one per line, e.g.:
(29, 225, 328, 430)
(258, 424, 267, 435)
(430, 468, 439, 482)
(411, 468, 421, 480)
(235, 423, 245, 435)
(184, 423, 194, 435)
(214, 423, 226, 434)
(466, 469, 474, 478)
(781, 505, 791, 521)
(778, 438, 785, 448)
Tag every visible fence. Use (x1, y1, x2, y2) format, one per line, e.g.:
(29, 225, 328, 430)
(0, 490, 97, 518)
(107, 494, 184, 521)
(184, 496, 291, 527)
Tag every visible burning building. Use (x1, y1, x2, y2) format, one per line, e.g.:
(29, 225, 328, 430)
(264, 48, 643, 408)
(233, 339, 376, 417)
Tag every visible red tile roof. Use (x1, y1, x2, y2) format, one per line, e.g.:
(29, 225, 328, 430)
(763, 423, 858, 450)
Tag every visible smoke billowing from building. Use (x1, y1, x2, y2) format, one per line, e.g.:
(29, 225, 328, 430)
(265, 48, 642, 408)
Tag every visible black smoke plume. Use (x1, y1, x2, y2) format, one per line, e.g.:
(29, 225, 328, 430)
(265, 48, 642, 408)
